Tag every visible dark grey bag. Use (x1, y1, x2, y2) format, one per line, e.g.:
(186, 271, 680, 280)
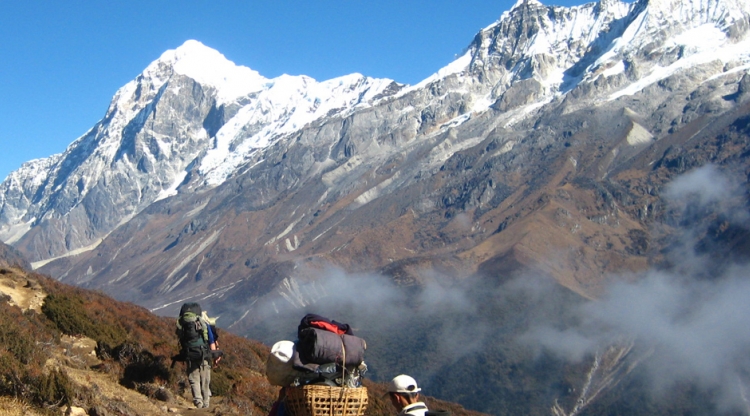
(296, 327, 366, 367)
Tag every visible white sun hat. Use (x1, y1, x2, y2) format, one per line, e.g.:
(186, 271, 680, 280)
(388, 374, 421, 393)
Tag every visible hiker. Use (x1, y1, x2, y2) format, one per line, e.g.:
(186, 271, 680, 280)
(388, 374, 428, 416)
(202, 310, 223, 365)
(176, 302, 212, 409)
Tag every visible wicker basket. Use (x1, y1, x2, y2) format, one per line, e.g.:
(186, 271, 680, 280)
(285, 385, 368, 416)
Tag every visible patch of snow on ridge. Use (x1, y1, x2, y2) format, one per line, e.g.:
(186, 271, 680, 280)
(471, 94, 494, 113)
(30, 237, 105, 270)
(609, 30, 750, 100)
(666, 24, 727, 58)
(165, 40, 268, 105)
(155, 171, 188, 202)
(160, 228, 223, 292)
(626, 123, 653, 145)
(399, 51, 472, 96)
(602, 61, 626, 78)
(0, 218, 35, 245)
(198, 74, 394, 186)
(706, 62, 750, 82)
(353, 174, 399, 207)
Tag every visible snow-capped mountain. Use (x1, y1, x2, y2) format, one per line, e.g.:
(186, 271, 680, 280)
(0, 40, 398, 262)
(3, 0, 749, 264)
(2, 0, 750, 412)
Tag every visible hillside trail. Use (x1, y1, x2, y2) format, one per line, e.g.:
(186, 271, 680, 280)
(0, 267, 223, 415)
(56, 335, 225, 415)
(0, 267, 46, 312)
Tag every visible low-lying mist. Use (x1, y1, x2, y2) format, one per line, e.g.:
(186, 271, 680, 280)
(232, 164, 750, 414)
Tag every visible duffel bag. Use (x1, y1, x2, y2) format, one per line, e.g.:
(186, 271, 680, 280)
(296, 327, 366, 366)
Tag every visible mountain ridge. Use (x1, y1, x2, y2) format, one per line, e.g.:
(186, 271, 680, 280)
(3, 0, 749, 264)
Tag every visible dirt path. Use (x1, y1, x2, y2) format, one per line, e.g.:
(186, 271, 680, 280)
(63, 362, 224, 414)
(0, 268, 46, 312)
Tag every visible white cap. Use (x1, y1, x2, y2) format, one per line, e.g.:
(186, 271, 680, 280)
(388, 374, 421, 393)
(270, 340, 295, 363)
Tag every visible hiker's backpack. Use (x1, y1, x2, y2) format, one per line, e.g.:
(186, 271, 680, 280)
(176, 302, 208, 361)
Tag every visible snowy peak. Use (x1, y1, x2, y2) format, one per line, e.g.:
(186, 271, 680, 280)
(581, 0, 750, 91)
(509, 0, 544, 12)
(463, 0, 633, 93)
(106, 40, 267, 122)
(0, 37, 399, 258)
(152, 40, 268, 105)
(447, 0, 750, 102)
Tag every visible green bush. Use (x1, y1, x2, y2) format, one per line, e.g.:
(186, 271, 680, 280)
(42, 293, 127, 347)
(41, 294, 89, 335)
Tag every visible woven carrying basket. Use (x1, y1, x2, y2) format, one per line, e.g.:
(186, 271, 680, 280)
(285, 385, 368, 416)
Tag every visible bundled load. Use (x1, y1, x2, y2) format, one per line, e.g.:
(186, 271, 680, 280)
(266, 314, 368, 416)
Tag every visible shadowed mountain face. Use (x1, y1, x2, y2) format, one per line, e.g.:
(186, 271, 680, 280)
(0, 241, 30, 270)
(3, 0, 750, 413)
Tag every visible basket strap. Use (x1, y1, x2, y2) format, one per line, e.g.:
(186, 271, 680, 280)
(339, 336, 347, 397)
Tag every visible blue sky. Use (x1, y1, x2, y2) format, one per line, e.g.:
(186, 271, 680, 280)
(0, 0, 590, 181)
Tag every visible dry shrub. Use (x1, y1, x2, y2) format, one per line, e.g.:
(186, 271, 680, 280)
(0, 396, 46, 416)
(210, 367, 233, 396)
(0, 298, 77, 410)
(0, 303, 50, 365)
(223, 373, 277, 415)
(135, 382, 173, 402)
(115, 341, 171, 388)
(33, 368, 74, 407)
(0, 353, 25, 398)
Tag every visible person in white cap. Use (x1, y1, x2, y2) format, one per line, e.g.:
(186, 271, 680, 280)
(388, 374, 428, 416)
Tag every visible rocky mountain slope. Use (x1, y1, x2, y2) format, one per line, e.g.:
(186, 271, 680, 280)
(2, 0, 750, 413)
